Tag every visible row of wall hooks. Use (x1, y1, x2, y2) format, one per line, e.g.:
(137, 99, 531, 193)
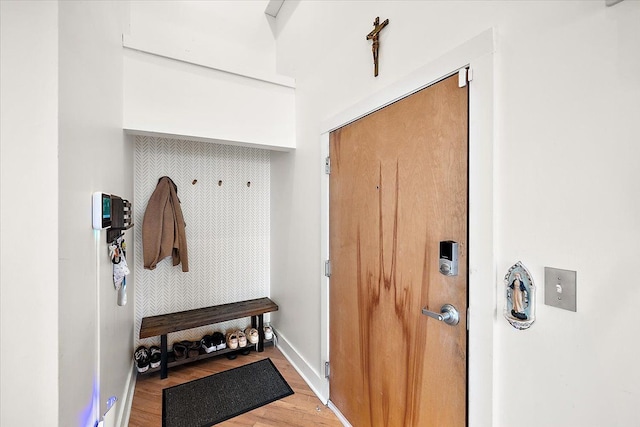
(191, 179, 253, 187)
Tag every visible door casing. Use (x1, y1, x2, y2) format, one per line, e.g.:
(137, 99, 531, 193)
(319, 28, 495, 427)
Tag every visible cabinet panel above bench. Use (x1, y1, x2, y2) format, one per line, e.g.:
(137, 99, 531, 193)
(124, 47, 295, 151)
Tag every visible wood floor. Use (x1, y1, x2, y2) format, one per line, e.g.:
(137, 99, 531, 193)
(128, 346, 343, 427)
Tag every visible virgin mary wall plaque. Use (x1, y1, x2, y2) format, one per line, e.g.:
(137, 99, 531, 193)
(504, 261, 536, 330)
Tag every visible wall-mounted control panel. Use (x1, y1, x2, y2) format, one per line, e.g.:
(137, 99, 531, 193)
(92, 192, 112, 230)
(439, 240, 459, 276)
(544, 267, 577, 312)
(93, 192, 134, 242)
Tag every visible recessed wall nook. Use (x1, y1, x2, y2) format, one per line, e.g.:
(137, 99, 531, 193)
(133, 136, 271, 350)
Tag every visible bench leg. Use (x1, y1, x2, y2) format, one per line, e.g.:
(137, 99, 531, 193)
(160, 334, 168, 379)
(251, 316, 260, 352)
(257, 314, 265, 352)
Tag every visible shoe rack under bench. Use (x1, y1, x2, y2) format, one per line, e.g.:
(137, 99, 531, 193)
(139, 297, 278, 379)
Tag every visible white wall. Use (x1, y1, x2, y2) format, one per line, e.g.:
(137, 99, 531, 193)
(0, 2, 60, 425)
(128, 0, 277, 77)
(271, 1, 640, 426)
(58, 2, 133, 427)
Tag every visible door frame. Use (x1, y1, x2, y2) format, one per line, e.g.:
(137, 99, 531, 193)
(319, 29, 495, 427)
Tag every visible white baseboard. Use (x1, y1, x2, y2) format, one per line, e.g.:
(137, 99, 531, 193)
(272, 327, 329, 404)
(274, 330, 351, 426)
(328, 400, 352, 427)
(117, 361, 137, 427)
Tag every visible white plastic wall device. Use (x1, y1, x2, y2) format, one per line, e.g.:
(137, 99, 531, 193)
(92, 192, 111, 230)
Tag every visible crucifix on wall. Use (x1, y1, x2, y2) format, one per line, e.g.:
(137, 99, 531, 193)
(366, 16, 389, 77)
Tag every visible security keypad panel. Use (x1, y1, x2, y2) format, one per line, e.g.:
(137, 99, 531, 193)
(439, 240, 459, 276)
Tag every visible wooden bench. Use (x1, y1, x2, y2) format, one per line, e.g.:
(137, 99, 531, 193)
(139, 297, 278, 378)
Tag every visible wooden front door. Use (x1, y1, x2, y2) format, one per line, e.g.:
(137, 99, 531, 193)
(329, 73, 468, 427)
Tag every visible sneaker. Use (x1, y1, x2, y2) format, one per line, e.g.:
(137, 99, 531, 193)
(201, 335, 216, 353)
(226, 331, 238, 349)
(212, 332, 226, 351)
(264, 326, 273, 340)
(244, 327, 259, 344)
(149, 346, 161, 369)
(237, 330, 247, 348)
(134, 346, 150, 373)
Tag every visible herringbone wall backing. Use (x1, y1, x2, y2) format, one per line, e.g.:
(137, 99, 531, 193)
(133, 136, 270, 349)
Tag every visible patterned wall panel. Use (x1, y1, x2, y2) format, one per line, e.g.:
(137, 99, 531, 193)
(134, 136, 270, 349)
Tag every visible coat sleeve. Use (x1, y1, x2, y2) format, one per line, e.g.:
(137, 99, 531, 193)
(168, 180, 189, 272)
(142, 179, 171, 270)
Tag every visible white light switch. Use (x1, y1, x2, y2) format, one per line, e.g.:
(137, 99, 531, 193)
(544, 267, 577, 312)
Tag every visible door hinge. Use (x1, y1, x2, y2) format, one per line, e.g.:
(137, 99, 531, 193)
(325, 156, 331, 174)
(324, 260, 332, 277)
(466, 307, 470, 331)
(325, 361, 330, 379)
(458, 67, 473, 88)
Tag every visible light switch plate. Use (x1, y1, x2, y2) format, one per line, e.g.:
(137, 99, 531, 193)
(544, 267, 577, 312)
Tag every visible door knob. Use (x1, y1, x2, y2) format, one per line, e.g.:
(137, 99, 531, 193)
(421, 304, 459, 326)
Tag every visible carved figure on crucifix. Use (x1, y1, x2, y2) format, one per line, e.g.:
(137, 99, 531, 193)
(366, 16, 389, 77)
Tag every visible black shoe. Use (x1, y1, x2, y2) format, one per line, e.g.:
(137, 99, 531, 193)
(149, 346, 161, 368)
(134, 346, 150, 373)
(201, 335, 216, 354)
(212, 332, 226, 351)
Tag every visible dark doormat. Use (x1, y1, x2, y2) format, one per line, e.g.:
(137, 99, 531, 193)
(162, 358, 294, 427)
